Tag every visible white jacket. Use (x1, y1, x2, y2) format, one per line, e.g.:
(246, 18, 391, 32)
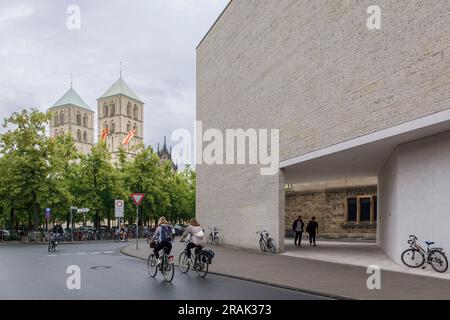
(182, 225, 206, 247)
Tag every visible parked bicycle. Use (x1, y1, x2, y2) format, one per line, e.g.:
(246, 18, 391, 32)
(147, 242, 175, 282)
(257, 230, 276, 254)
(208, 227, 219, 245)
(178, 240, 214, 278)
(401, 235, 448, 273)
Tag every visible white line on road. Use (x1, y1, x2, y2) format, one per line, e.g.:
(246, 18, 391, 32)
(60, 253, 72, 256)
(75, 252, 88, 255)
(90, 252, 101, 255)
(103, 251, 114, 254)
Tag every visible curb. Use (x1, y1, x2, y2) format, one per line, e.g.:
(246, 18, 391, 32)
(119, 245, 351, 300)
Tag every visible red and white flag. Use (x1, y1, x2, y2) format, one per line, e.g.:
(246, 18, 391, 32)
(122, 128, 136, 145)
(100, 128, 109, 141)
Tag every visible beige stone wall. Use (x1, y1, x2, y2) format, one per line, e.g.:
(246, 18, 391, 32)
(97, 95, 144, 156)
(48, 105, 94, 155)
(197, 0, 450, 250)
(285, 185, 377, 240)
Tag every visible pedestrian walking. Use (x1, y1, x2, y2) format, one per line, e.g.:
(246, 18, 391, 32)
(292, 216, 304, 247)
(306, 216, 319, 247)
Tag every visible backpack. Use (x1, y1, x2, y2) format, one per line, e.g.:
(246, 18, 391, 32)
(159, 225, 172, 242)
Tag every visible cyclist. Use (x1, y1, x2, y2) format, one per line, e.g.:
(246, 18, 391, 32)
(151, 216, 173, 264)
(180, 218, 206, 259)
(119, 224, 126, 242)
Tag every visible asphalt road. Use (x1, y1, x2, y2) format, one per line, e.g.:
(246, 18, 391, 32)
(0, 242, 329, 300)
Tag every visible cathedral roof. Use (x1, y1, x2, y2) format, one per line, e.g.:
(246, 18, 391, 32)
(52, 87, 92, 111)
(99, 77, 142, 103)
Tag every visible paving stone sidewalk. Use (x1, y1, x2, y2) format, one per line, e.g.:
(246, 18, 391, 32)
(122, 239, 450, 300)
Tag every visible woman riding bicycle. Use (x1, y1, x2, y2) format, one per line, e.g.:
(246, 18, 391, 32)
(151, 216, 173, 264)
(180, 218, 206, 259)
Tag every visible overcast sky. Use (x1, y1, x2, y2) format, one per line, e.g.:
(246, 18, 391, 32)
(0, 0, 228, 152)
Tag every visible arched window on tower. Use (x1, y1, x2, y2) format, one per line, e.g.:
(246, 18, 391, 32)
(110, 102, 115, 116)
(76, 111, 81, 126)
(83, 114, 88, 127)
(133, 105, 138, 120)
(77, 129, 81, 141)
(54, 112, 59, 126)
(127, 122, 131, 132)
(127, 103, 132, 117)
(103, 103, 108, 118)
(104, 121, 109, 130)
(60, 128, 64, 135)
(59, 112, 64, 125)
(133, 123, 137, 136)
(83, 131, 88, 142)
(55, 129, 59, 137)
(111, 122, 115, 133)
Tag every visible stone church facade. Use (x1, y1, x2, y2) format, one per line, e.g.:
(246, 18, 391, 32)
(97, 76, 144, 161)
(49, 75, 145, 159)
(48, 86, 95, 155)
(285, 179, 377, 240)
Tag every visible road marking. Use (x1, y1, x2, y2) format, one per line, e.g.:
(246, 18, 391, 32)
(47, 254, 57, 257)
(90, 252, 101, 255)
(103, 251, 114, 254)
(60, 253, 72, 256)
(75, 252, 88, 255)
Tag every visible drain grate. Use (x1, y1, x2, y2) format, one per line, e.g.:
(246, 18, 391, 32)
(90, 266, 112, 270)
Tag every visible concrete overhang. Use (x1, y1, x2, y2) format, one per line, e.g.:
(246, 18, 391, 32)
(281, 109, 450, 184)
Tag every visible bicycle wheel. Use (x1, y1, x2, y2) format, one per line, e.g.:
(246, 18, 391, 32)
(147, 254, 158, 278)
(48, 242, 53, 252)
(401, 249, 425, 268)
(429, 250, 449, 273)
(214, 235, 219, 245)
(195, 254, 209, 278)
(162, 256, 175, 282)
(267, 239, 276, 254)
(179, 251, 190, 274)
(259, 238, 266, 252)
(208, 233, 213, 244)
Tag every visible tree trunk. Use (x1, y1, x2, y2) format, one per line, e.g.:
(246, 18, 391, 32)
(32, 191, 40, 231)
(10, 200, 16, 230)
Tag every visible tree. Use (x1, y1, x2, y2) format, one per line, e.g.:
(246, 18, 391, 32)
(0, 109, 52, 230)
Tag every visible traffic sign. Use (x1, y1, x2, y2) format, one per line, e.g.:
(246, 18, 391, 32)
(115, 200, 124, 218)
(130, 193, 145, 206)
(77, 208, 90, 214)
(45, 208, 52, 220)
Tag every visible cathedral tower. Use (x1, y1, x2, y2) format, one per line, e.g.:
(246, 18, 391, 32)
(97, 75, 144, 160)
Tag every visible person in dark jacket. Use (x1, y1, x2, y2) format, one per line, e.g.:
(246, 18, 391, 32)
(292, 216, 304, 247)
(306, 217, 319, 247)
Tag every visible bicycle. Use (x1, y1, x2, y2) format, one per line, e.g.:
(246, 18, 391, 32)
(208, 227, 219, 245)
(257, 230, 276, 254)
(401, 235, 448, 273)
(178, 240, 212, 278)
(147, 244, 175, 282)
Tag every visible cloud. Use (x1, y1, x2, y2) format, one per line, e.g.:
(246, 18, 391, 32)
(0, 0, 229, 161)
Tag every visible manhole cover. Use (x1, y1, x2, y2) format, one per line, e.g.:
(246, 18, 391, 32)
(90, 266, 112, 270)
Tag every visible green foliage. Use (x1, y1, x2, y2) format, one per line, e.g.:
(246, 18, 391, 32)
(0, 109, 196, 231)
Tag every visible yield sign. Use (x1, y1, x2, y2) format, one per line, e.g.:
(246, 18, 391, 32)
(130, 193, 145, 206)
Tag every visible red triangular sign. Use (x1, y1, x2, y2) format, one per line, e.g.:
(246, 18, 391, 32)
(130, 193, 145, 206)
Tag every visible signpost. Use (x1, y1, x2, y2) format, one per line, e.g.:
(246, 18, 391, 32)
(45, 208, 51, 232)
(130, 194, 145, 250)
(115, 200, 124, 234)
(77, 208, 90, 227)
(70, 206, 77, 242)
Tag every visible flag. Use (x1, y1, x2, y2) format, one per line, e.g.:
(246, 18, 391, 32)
(100, 128, 109, 141)
(122, 128, 136, 145)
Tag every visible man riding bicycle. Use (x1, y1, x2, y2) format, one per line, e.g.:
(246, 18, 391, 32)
(151, 216, 173, 265)
(180, 218, 206, 259)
